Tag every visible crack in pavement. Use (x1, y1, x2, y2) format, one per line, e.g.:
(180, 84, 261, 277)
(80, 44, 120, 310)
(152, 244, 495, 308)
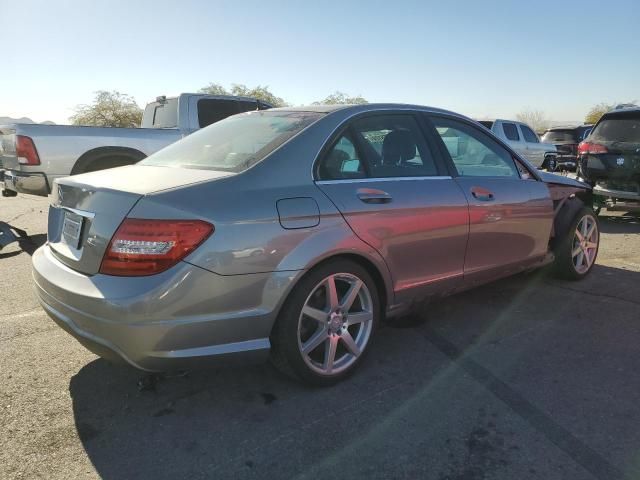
(422, 326, 628, 480)
(543, 281, 640, 307)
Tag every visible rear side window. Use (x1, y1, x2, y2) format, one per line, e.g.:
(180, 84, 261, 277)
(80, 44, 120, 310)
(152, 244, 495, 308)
(521, 125, 539, 143)
(478, 121, 494, 130)
(141, 111, 323, 172)
(317, 114, 438, 180)
(590, 115, 640, 143)
(198, 99, 242, 128)
(502, 123, 520, 141)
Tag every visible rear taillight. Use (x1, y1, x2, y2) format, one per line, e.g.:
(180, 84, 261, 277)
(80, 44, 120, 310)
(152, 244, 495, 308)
(99, 219, 213, 276)
(578, 141, 608, 155)
(16, 135, 41, 165)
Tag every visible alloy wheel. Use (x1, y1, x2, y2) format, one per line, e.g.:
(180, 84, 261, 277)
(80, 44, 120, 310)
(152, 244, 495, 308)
(572, 214, 598, 274)
(297, 273, 374, 376)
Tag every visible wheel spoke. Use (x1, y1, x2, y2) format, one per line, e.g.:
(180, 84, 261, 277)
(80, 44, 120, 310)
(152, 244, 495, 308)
(575, 230, 584, 243)
(346, 311, 373, 327)
(576, 251, 585, 268)
(586, 222, 596, 239)
(340, 330, 361, 357)
(572, 245, 582, 257)
(302, 305, 327, 324)
(340, 279, 362, 312)
(325, 276, 339, 310)
(586, 241, 598, 250)
(323, 335, 339, 373)
(581, 218, 588, 236)
(302, 327, 328, 354)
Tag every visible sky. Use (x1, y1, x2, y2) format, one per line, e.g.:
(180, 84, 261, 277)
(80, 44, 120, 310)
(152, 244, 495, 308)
(1, 0, 638, 124)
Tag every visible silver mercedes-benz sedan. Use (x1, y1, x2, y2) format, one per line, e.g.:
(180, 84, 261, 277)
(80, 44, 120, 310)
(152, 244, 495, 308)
(33, 104, 599, 385)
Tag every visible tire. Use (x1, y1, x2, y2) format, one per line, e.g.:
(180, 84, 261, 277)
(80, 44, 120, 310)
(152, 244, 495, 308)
(543, 155, 557, 172)
(553, 207, 600, 280)
(270, 259, 380, 386)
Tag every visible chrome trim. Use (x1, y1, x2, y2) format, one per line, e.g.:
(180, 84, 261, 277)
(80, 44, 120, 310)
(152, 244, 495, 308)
(315, 176, 453, 185)
(51, 204, 96, 219)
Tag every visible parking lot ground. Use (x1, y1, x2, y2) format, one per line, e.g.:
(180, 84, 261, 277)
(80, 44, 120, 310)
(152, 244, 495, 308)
(1, 193, 640, 480)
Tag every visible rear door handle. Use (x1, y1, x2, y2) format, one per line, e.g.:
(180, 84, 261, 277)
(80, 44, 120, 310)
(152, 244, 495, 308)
(356, 188, 393, 204)
(470, 187, 494, 201)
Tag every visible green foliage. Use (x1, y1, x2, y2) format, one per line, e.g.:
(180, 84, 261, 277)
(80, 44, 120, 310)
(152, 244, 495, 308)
(199, 83, 287, 107)
(70, 90, 142, 128)
(313, 91, 368, 105)
(585, 103, 614, 124)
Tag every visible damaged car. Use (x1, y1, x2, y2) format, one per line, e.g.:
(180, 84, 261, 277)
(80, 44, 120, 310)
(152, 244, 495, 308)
(33, 104, 599, 385)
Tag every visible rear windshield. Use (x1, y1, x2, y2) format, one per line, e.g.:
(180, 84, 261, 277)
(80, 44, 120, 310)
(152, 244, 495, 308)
(590, 114, 640, 143)
(541, 130, 577, 143)
(142, 98, 179, 128)
(140, 111, 323, 172)
(478, 121, 494, 129)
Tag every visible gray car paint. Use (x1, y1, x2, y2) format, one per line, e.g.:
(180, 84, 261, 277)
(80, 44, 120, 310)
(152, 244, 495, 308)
(33, 104, 589, 372)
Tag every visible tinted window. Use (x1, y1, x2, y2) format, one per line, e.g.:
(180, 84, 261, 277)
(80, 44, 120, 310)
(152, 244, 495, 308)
(541, 130, 577, 143)
(478, 121, 494, 130)
(521, 125, 539, 143)
(590, 114, 640, 143)
(432, 118, 519, 178)
(502, 123, 520, 141)
(319, 135, 365, 180)
(198, 99, 241, 128)
(141, 111, 322, 172)
(144, 98, 178, 128)
(353, 115, 438, 178)
(236, 100, 258, 113)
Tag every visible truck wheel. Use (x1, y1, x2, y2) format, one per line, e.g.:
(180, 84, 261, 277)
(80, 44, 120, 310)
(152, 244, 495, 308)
(543, 155, 557, 172)
(553, 207, 599, 280)
(270, 259, 379, 386)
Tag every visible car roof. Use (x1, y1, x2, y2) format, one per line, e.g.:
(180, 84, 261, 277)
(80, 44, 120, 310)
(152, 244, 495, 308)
(270, 103, 462, 116)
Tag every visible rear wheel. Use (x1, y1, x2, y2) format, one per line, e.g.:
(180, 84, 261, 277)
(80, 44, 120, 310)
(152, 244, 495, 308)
(553, 207, 599, 280)
(270, 260, 379, 386)
(543, 155, 557, 172)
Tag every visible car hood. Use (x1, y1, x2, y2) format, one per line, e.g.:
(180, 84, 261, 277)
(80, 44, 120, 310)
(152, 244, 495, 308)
(538, 171, 590, 189)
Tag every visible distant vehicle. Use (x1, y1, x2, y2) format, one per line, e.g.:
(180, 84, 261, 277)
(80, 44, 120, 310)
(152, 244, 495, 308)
(33, 104, 598, 386)
(577, 107, 640, 211)
(478, 119, 557, 170)
(0, 94, 272, 197)
(541, 125, 593, 171)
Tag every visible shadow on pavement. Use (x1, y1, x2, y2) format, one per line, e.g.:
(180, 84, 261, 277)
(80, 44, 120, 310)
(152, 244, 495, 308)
(599, 212, 640, 234)
(0, 233, 46, 258)
(68, 263, 640, 480)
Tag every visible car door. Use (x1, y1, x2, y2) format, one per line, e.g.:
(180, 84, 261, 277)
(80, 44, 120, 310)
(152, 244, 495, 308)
(520, 123, 545, 167)
(314, 113, 470, 301)
(500, 121, 527, 158)
(428, 115, 554, 287)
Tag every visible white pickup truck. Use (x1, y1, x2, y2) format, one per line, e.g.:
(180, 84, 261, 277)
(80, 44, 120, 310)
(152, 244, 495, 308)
(0, 93, 271, 196)
(478, 119, 558, 171)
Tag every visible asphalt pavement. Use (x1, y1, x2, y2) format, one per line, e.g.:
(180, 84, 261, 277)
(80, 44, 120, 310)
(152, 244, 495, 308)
(1, 193, 640, 480)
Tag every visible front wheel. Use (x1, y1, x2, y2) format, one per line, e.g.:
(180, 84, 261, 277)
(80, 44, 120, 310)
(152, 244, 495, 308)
(543, 155, 557, 172)
(553, 207, 600, 280)
(270, 260, 379, 386)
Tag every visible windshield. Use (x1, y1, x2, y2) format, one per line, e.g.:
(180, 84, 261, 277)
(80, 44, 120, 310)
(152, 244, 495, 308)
(140, 111, 323, 172)
(541, 130, 577, 143)
(590, 115, 640, 143)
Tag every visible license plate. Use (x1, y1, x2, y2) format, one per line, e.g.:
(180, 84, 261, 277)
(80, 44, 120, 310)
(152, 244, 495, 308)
(62, 211, 84, 248)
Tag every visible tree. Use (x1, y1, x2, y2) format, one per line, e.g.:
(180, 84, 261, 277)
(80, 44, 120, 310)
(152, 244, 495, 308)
(584, 103, 614, 124)
(516, 109, 549, 134)
(313, 91, 368, 105)
(70, 90, 142, 127)
(199, 83, 287, 107)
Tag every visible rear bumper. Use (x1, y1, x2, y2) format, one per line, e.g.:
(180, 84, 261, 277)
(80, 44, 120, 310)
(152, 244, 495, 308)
(33, 245, 300, 371)
(3, 169, 49, 196)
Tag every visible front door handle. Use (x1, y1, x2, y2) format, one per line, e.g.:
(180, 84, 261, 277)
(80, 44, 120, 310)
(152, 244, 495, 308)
(470, 187, 494, 201)
(356, 188, 393, 204)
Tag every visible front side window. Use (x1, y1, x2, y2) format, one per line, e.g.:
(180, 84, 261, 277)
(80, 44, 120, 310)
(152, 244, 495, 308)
(141, 111, 323, 172)
(521, 125, 539, 143)
(432, 118, 519, 178)
(502, 123, 520, 141)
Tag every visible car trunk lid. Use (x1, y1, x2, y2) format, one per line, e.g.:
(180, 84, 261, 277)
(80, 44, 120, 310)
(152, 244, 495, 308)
(48, 165, 234, 274)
